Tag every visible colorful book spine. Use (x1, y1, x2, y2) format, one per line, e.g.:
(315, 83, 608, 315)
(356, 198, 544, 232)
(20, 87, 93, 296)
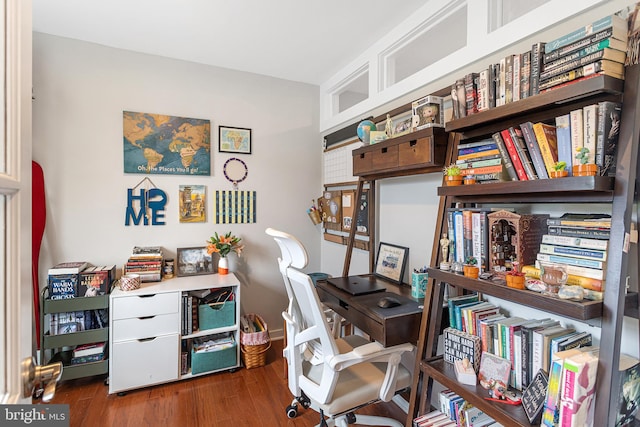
(491, 132, 518, 181)
(520, 50, 531, 99)
(583, 103, 598, 164)
(559, 350, 599, 427)
(538, 244, 607, 261)
(457, 149, 500, 161)
(570, 109, 584, 164)
(543, 30, 626, 63)
(596, 100, 622, 176)
(555, 114, 573, 175)
(541, 234, 608, 250)
(544, 46, 626, 73)
(547, 225, 610, 240)
(500, 129, 528, 180)
(539, 50, 625, 81)
(532, 122, 559, 175)
(531, 42, 546, 95)
(539, 61, 623, 91)
(509, 127, 538, 179)
(541, 349, 583, 427)
(459, 164, 504, 176)
(533, 252, 605, 269)
(520, 121, 549, 179)
(457, 157, 502, 168)
(458, 143, 497, 156)
(544, 14, 627, 54)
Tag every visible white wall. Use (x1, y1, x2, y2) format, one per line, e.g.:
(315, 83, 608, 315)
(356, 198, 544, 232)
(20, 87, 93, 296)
(32, 33, 322, 338)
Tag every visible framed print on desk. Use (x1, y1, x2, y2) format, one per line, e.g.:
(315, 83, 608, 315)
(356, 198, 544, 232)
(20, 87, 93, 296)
(219, 126, 251, 154)
(176, 246, 214, 277)
(375, 242, 409, 284)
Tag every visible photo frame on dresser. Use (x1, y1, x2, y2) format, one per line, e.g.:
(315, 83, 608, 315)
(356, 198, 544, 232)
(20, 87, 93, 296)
(374, 242, 409, 284)
(176, 247, 214, 276)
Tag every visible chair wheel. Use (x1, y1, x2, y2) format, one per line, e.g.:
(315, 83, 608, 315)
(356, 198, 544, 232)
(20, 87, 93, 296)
(286, 404, 298, 418)
(300, 399, 310, 409)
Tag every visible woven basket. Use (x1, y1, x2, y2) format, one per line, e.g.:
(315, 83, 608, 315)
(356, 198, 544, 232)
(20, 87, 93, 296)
(241, 339, 271, 369)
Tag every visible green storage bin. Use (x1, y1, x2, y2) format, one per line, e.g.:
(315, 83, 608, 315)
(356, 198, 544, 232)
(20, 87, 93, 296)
(191, 343, 237, 375)
(198, 300, 235, 330)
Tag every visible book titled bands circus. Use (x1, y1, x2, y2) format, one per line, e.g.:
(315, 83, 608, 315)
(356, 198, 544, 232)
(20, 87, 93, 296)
(123, 111, 211, 176)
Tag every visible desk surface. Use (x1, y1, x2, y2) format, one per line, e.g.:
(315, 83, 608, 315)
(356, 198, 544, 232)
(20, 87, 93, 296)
(316, 276, 422, 347)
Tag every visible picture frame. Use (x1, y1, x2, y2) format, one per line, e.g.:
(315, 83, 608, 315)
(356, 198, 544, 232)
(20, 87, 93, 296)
(374, 242, 409, 284)
(219, 125, 251, 154)
(176, 246, 215, 277)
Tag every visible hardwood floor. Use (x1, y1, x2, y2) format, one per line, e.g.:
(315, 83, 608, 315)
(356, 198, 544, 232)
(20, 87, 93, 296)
(46, 339, 408, 427)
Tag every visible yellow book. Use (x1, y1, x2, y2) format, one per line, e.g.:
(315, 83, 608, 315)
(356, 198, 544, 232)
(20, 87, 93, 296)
(532, 123, 559, 175)
(457, 149, 500, 161)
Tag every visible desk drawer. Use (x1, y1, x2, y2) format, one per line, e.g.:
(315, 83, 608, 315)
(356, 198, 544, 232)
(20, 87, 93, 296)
(110, 334, 179, 392)
(112, 313, 180, 341)
(353, 151, 373, 176)
(371, 144, 398, 171)
(112, 292, 179, 320)
(398, 136, 433, 168)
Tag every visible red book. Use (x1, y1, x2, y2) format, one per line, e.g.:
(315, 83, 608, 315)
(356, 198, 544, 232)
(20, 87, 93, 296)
(500, 129, 529, 180)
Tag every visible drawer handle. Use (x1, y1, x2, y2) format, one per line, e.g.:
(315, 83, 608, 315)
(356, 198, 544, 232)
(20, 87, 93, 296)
(138, 315, 156, 320)
(339, 300, 349, 310)
(360, 153, 365, 159)
(138, 337, 157, 342)
(409, 140, 417, 147)
(381, 147, 387, 154)
(138, 294, 156, 298)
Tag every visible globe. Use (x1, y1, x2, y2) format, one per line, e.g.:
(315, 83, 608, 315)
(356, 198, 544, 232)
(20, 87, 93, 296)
(357, 120, 377, 143)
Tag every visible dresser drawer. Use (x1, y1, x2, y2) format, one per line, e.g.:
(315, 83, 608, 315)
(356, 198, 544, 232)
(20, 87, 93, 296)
(112, 313, 180, 341)
(398, 136, 433, 168)
(110, 334, 179, 392)
(371, 144, 399, 171)
(112, 292, 179, 320)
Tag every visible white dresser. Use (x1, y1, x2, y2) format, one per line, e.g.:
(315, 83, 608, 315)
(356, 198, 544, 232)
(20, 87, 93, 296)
(108, 273, 241, 394)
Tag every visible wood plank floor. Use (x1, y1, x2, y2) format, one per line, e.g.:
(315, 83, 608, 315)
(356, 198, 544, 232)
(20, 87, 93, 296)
(46, 339, 408, 427)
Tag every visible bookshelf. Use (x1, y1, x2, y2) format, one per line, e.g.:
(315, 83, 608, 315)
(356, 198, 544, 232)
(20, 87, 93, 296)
(407, 67, 640, 427)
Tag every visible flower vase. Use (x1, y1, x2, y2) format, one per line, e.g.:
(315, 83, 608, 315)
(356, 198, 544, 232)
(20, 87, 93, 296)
(218, 256, 229, 275)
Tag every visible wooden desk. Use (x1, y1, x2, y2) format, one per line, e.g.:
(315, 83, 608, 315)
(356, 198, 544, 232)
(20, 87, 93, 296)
(316, 278, 422, 347)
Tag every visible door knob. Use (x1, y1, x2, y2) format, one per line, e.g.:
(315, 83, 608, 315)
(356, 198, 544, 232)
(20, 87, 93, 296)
(21, 356, 63, 402)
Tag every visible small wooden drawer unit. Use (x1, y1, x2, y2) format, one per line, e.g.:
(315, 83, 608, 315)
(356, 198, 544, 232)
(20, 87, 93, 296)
(352, 127, 448, 177)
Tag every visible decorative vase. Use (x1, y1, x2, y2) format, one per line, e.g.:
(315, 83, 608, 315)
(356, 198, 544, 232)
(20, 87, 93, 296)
(506, 274, 526, 290)
(572, 164, 598, 177)
(463, 265, 479, 278)
(218, 256, 229, 275)
(549, 170, 568, 178)
(464, 177, 476, 185)
(445, 175, 463, 186)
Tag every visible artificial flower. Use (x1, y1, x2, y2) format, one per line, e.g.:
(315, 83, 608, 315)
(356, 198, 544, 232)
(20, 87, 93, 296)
(207, 232, 244, 258)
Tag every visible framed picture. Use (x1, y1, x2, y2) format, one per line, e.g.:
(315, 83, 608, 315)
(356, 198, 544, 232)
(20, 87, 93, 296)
(176, 247, 214, 277)
(219, 126, 251, 154)
(374, 242, 409, 284)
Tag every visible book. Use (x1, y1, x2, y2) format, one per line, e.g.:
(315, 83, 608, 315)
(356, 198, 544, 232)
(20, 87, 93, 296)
(596, 100, 622, 176)
(541, 348, 584, 427)
(539, 62, 624, 91)
(531, 41, 546, 95)
(73, 341, 107, 358)
(520, 319, 559, 388)
(48, 274, 78, 300)
(544, 31, 628, 63)
(459, 164, 504, 176)
(532, 122, 559, 176)
(457, 157, 502, 169)
(555, 114, 573, 175)
(544, 13, 628, 54)
(538, 243, 607, 261)
(479, 314, 506, 354)
(532, 325, 570, 377)
(498, 56, 506, 106)
(509, 126, 538, 179)
(559, 348, 599, 426)
(520, 50, 532, 99)
(457, 149, 500, 161)
(48, 261, 89, 275)
(520, 122, 549, 179)
(547, 213, 611, 228)
(541, 234, 608, 251)
(70, 353, 105, 365)
(512, 53, 521, 102)
(491, 132, 518, 181)
(499, 129, 528, 180)
(569, 109, 584, 165)
(465, 72, 479, 116)
(477, 68, 490, 112)
(447, 294, 479, 330)
(582, 103, 599, 164)
(616, 354, 640, 427)
(544, 46, 626, 74)
(458, 143, 497, 156)
(547, 225, 610, 240)
(504, 54, 513, 104)
(78, 267, 110, 297)
(556, 331, 593, 352)
(457, 139, 496, 150)
(539, 51, 626, 81)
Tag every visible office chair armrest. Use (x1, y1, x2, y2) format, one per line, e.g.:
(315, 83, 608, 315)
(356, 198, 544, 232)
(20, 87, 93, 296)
(327, 342, 414, 371)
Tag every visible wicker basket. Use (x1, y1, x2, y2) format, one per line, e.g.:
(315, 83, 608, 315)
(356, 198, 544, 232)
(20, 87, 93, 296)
(240, 313, 270, 369)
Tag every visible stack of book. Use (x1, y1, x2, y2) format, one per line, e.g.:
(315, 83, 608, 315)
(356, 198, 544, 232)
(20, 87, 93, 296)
(455, 138, 506, 183)
(124, 246, 163, 282)
(539, 13, 628, 92)
(522, 213, 611, 300)
(47, 261, 90, 300)
(71, 341, 107, 365)
(412, 390, 497, 426)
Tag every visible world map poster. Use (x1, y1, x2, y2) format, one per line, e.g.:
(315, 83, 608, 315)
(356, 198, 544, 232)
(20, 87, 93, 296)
(123, 111, 211, 175)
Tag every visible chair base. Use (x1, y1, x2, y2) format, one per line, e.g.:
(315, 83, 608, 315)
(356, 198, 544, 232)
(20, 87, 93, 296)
(317, 413, 404, 427)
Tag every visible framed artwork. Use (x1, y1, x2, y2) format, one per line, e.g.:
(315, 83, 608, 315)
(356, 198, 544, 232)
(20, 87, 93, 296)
(179, 185, 206, 223)
(219, 126, 251, 154)
(374, 242, 409, 284)
(176, 247, 214, 277)
(123, 111, 211, 175)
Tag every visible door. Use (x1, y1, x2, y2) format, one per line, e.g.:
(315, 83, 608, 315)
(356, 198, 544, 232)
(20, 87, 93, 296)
(0, 0, 33, 404)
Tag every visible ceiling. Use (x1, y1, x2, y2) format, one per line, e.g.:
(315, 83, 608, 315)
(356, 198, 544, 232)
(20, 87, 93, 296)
(32, 0, 429, 86)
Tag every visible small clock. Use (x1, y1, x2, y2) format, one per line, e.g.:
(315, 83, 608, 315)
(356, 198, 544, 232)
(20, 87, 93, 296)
(223, 157, 248, 189)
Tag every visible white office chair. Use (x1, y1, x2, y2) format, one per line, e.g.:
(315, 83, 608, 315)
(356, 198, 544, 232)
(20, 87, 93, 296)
(266, 228, 413, 427)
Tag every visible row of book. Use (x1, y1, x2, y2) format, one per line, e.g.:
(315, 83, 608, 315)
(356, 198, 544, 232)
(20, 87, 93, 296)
(413, 389, 499, 426)
(123, 246, 163, 282)
(450, 11, 628, 119)
(48, 308, 108, 336)
(48, 262, 115, 299)
(458, 99, 621, 183)
(70, 341, 107, 366)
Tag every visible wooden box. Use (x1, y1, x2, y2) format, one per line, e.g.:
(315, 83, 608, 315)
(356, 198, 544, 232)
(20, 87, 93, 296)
(352, 127, 447, 177)
(487, 210, 549, 274)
